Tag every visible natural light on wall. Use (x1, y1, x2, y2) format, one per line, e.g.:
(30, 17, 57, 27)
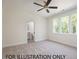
(53, 13, 77, 34)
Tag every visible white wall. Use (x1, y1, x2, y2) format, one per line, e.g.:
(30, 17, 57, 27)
(25, 15, 47, 42)
(2, 0, 47, 48)
(47, 9, 77, 47)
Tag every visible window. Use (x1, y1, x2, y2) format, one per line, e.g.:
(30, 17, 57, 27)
(53, 18, 59, 33)
(60, 16, 69, 33)
(71, 14, 77, 33)
(53, 13, 77, 34)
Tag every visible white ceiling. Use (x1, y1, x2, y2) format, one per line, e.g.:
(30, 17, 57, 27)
(33, 0, 77, 17)
(3, 0, 77, 17)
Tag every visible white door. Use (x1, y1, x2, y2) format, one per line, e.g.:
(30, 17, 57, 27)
(26, 21, 35, 43)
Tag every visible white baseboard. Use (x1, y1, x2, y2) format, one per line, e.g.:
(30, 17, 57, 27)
(2, 41, 27, 48)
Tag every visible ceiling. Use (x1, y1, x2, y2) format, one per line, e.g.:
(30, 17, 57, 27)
(3, 0, 77, 17)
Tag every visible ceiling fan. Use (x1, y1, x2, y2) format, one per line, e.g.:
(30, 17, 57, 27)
(33, 0, 58, 13)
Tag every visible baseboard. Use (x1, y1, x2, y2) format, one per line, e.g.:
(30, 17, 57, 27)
(2, 41, 27, 48)
(46, 39, 77, 49)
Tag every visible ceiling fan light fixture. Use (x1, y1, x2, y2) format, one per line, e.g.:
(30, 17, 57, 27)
(33, 0, 58, 13)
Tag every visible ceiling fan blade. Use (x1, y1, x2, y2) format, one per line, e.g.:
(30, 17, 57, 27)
(33, 2, 43, 7)
(46, 9, 50, 13)
(48, 6, 58, 9)
(37, 8, 44, 11)
(45, 0, 52, 6)
(43, 1, 47, 4)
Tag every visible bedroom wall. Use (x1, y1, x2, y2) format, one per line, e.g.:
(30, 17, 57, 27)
(3, 14, 47, 48)
(47, 9, 77, 47)
(25, 16, 47, 42)
(2, 0, 47, 48)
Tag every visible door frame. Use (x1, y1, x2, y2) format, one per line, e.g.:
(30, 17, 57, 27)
(25, 20, 35, 42)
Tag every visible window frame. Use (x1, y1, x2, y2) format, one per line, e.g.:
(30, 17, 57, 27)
(52, 13, 77, 34)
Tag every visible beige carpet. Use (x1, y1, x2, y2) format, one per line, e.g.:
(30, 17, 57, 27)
(3, 40, 77, 59)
